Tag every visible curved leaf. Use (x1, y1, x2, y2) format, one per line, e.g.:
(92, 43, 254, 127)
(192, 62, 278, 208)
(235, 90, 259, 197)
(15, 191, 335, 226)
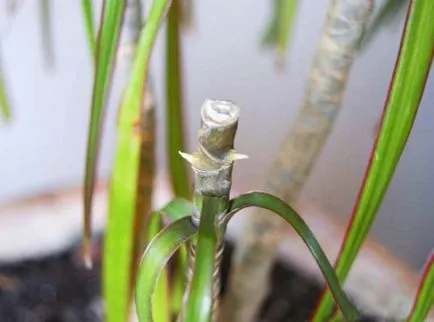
(314, 0, 434, 319)
(225, 191, 361, 321)
(83, 0, 126, 266)
(135, 216, 197, 322)
(162, 197, 193, 222)
(166, 0, 191, 199)
(408, 254, 434, 322)
(81, 0, 96, 59)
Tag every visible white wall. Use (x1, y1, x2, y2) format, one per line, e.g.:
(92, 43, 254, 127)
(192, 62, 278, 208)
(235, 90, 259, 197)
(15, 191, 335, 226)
(0, 1, 432, 269)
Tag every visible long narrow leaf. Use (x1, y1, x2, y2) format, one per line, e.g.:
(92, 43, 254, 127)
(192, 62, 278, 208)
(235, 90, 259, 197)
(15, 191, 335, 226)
(313, 1, 434, 320)
(225, 191, 361, 321)
(81, 0, 96, 59)
(0, 62, 12, 123)
(103, 1, 171, 321)
(39, 0, 54, 68)
(83, 0, 126, 267)
(407, 254, 434, 322)
(135, 216, 197, 322)
(262, 0, 298, 67)
(166, 0, 190, 199)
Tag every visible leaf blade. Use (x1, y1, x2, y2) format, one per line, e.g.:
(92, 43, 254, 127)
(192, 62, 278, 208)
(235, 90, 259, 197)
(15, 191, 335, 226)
(103, 2, 173, 320)
(0, 63, 12, 123)
(81, 0, 96, 59)
(408, 254, 434, 322)
(313, 0, 434, 319)
(135, 216, 197, 321)
(166, 0, 191, 199)
(83, 0, 126, 266)
(226, 191, 361, 321)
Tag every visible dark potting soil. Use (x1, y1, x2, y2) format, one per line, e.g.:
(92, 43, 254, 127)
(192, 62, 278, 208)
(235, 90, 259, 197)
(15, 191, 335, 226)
(0, 238, 381, 322)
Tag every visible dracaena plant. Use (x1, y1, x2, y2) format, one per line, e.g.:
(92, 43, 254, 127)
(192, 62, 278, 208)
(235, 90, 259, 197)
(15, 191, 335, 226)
(79, 0, 433, 321)
(0, 0, 420, 321)
(135, 99, 362, 322)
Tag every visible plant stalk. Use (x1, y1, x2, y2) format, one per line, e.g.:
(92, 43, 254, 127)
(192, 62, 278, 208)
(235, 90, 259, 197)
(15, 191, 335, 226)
(179, 99, 244, 321)
(224, 1, 373, 321)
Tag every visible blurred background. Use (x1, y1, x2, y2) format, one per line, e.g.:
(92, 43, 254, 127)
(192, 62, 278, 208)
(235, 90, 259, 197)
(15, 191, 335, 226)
(0, 0, 433, 270)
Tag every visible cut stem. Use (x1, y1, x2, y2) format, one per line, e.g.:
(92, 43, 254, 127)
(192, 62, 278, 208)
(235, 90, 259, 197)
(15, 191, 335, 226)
(180, 99, 243, 321)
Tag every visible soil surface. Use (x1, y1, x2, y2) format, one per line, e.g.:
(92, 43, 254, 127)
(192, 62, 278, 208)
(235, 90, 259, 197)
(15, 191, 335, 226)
(0, 238, 382, 322)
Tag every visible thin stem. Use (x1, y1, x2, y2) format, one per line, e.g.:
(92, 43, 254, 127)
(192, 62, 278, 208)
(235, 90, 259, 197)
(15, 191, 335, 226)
(166, 0, 191, 199)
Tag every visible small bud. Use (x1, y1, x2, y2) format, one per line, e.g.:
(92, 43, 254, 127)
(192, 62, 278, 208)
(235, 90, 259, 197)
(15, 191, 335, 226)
(179, 151, 195, 164)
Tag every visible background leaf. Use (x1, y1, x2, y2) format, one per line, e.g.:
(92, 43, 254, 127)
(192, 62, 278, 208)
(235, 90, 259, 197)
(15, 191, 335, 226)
(81, 0, 96, 59)
(83, 0, 126, 266)
(313, 0, 434, 319)
(166, 0, 190, 199)
(262, 0, 298, 67)
(0, 61, 12, 123)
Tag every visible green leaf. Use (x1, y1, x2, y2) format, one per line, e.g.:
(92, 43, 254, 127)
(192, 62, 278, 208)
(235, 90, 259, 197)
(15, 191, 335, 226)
(104, 0, 172, 319)
(162, 197, 193, 222)
(166, 0, 191, 199)
(408, 254, 434, 322)
(262, 0, 298, 67)
(83, 0, 126, 266)
(157, 197, 193, 316)
(185, 196, 223, 322)
(81, 0, 96, 59)
(225, 191, 361, 321)
(39, 0, 54, 68)
(313, 0, 434, 320)
(135, 216, 197, 322)
(171, 241, 188, 315)
(0, 63, 12, 123)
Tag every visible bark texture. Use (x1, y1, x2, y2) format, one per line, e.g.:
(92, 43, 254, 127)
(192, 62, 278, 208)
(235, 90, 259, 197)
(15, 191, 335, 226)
(223, 1, 373, 321)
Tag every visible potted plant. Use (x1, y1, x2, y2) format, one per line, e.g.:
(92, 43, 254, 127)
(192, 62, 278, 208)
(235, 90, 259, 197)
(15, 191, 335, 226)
(0, 0, 432, 321)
